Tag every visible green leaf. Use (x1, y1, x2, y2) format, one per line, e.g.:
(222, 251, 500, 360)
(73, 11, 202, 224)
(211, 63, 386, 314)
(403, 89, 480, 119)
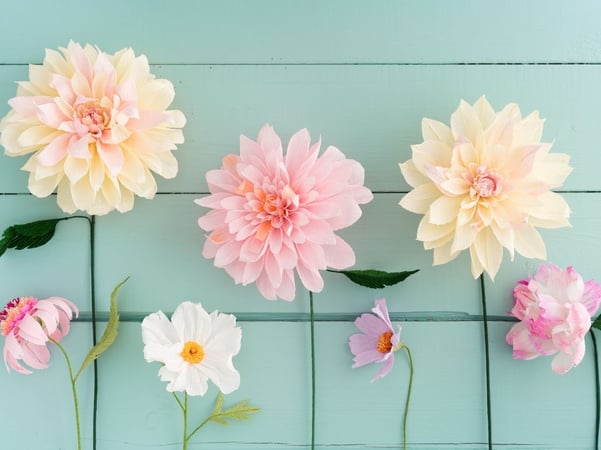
(74, 277, 129, 382)
(0, 219, 63, 257)
(207, 393, 260, 426)
(592, 316, 601, 332)
(333, 269, 419, 289)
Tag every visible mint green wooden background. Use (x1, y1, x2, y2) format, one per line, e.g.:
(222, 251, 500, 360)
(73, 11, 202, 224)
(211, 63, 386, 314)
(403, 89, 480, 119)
(1, 1, 601, 449)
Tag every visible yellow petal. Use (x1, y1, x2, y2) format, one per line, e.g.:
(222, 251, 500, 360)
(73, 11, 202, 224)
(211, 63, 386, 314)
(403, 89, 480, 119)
(514, 225, 546, 260)
(421, 118, 453, 146)
(400, 183, 440, 214)
(399, 160, 429, 188)
(471, 228, 503, 280)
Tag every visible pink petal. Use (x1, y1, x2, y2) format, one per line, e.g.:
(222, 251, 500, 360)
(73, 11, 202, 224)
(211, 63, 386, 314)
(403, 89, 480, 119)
(36, 133, 71, 166)
(97, 142, 124, 175)
(372, 354, 395, 382)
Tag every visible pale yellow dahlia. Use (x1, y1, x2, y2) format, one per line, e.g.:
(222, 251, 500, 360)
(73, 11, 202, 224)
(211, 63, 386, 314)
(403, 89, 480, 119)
(0, 41, 186, 215)
(399, 96, 572, 280)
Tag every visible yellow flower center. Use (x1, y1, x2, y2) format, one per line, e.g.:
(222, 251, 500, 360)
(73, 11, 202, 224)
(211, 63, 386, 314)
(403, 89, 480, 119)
(180, 341, 205, 364)
(76, 100, 111, 138)
(377, 331, 393, 354)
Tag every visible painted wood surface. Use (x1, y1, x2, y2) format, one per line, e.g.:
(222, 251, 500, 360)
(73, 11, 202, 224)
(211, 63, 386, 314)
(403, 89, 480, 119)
(1, 2, 599, 449)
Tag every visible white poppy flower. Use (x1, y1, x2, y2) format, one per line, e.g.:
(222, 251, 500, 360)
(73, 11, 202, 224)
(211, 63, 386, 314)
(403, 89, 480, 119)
(141, 302, 241, 396)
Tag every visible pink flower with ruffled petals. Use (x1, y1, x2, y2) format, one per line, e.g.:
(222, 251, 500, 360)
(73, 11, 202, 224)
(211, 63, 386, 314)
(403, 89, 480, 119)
(506, 263, 601, 374)
(196, 124, 373, 301)
(349, 298, 402, 381)
(1, 296, 78, 374)
(0, 41, 186, 215)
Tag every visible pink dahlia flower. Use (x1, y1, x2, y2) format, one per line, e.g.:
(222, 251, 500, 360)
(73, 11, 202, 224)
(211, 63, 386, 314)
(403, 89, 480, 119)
(196, 124, 373, 301)
(506, 263, 601, 374)
(349, 298, 402, 381)
(0, 41, 186, 215)
(1, 296, 78, 374)
(400, 96, 572, 280)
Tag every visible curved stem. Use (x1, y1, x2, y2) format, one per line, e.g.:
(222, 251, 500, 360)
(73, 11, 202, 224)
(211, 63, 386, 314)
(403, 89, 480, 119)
(309, 291, 316, 450)
(401, 345, 414, 450)
(479, 275, 493, 450)
(51, 338, 81, 450)
(591, 330, 600, 449)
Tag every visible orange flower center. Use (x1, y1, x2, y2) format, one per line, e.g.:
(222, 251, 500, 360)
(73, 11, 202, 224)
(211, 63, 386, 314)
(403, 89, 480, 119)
(76, 101, 111, 138)
(250, 183, 299, 240)
(0, 297, 37, 336)
(377, 331, 393, 353)
(180, 341, 205, 364)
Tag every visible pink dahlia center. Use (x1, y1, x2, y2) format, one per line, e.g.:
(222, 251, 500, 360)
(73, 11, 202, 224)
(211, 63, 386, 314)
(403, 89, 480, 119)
(76, 100, 111, 138)
(0, 297, 38, 336)
(471, 166, 502, 198)
(250, 181, 299, 240)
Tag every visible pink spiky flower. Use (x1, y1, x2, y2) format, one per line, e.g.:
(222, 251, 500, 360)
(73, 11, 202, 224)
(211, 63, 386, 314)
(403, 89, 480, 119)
(1, 296, 78, 374)
(196, 124, 373, 301)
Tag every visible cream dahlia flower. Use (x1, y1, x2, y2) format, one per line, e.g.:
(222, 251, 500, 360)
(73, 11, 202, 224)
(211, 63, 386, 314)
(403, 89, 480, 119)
(400, 97, 572, 280)
(0, 41, 186, 215)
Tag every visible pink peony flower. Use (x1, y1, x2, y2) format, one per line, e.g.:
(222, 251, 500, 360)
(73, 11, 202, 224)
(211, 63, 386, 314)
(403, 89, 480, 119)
(0, 41, 186, 215)
(196, 124, 373, 301)
(349, 298, 402, 381)
(399, 96, 572, 280)
(506, 263, 601, 374)
(1, 296, 78, 374)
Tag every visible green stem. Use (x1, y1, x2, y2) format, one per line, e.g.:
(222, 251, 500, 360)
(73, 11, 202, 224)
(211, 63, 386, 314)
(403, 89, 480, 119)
(591, 330, 600, 449)
(479, 275, 493, 450)
(401, 345, 414, 450)
(309, 291, 316, 450)
(186, 415, 212, 442)
(51, 338, 81, 450)
(183, 393, 188, 450)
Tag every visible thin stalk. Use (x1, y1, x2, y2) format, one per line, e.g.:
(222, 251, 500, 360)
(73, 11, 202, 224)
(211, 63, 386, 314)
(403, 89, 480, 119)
(479, 275, 493, 450)
(401, 345, 414, 450)
(591, 330, 600, 450)
(90, 215, 98, 450)
(51, 338, 81, 450)
(183, 392, 188, 450)
(310, 291, 316, 450)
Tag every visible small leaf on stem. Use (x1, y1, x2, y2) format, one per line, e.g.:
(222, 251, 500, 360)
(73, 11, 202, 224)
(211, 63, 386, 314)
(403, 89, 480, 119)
(331, 269, 419, 289)
(74, 277, 129, 382)
(208, 393, 260, 426)
(0, 218, 63, 257)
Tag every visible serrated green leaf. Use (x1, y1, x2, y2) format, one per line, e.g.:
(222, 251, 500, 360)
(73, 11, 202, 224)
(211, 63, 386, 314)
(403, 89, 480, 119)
(207, 397, 260, 426)
(0, 219, 63, 258)
(74, 277, 129, 382)
(333, 269, 419, 289)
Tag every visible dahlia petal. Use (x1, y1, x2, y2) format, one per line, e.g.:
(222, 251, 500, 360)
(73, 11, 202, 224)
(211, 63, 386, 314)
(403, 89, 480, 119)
(429, 195, 463, 225)
(17, 125, 56, 148)
(473, 96, 496, 129)
(399, 183, 441, 214)
(297, 262, 325, 293)
(450, 99, 485, 145)
(264, 251, 283, 288)
(64, 155, 89, 183)
(324, 236, 355, 270)
(514, 225, 546, 260)
(399, 160, 429, 188)
(257, 123, 282, 158)
(256, 272, 277, 300)
(67, 134, 92, 159)
(296, 241, 327, 271)
(513, 110, 544, 147)
(421, 118, 454, 146)
(485, 103, 520, 150)
(411, 141, 452, 173)
(97, 142, 124, 176)
(71, 176, 96, 211)
(240, 237, 267, 263)
(285, 128, 311, 171)
(533, 151, 572, 188)
(28, 172, 60, 197)
(527, 191, 571, 228)
(50, 74, 76, 104)
(215, 239, 244, 267)
(275, 270, 296, 301)
(451, 223, 479, 253)
(433, 240, 461, 265)
(417, 215, 455, 243)
(472, 228, 503, 280)
(56, 179, 78, 213)
(36, 133, 71, 166)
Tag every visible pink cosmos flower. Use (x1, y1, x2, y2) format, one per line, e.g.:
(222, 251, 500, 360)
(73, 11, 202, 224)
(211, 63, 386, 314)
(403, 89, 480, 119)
(349, 298, 402, 381)
(1, 296, 78, 374)
(506, 263, 601, 374)
(0, 41, 186, 215)
(196, 124, 373, 301)
(399, 96, 572, 280)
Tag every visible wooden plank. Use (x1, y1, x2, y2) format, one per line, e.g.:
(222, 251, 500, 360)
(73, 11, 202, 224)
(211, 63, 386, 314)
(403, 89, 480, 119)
(1, 64, 600, 194)
(0, 1, 600, 64)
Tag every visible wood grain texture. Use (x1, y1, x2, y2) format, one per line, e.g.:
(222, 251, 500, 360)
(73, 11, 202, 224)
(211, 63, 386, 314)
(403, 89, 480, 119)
(0, 1, 600, 449)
